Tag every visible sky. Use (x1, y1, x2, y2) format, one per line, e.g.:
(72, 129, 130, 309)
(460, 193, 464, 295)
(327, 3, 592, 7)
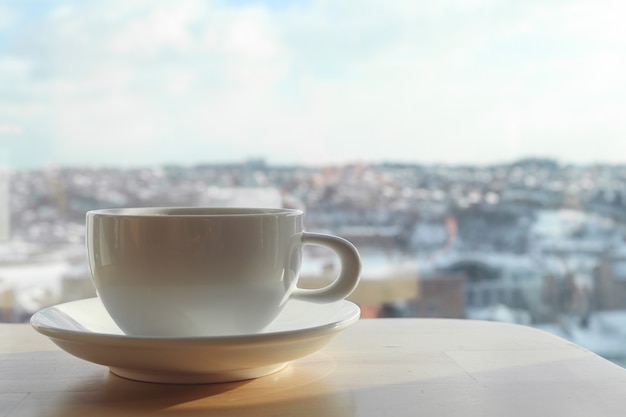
(1, 0, 626, 169)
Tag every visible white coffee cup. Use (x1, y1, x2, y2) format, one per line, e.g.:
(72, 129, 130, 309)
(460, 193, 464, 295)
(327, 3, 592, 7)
(86, 207, 361, 337)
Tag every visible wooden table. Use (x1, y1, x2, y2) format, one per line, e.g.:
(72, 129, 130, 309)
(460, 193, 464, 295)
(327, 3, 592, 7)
(2, 319, 626, 416)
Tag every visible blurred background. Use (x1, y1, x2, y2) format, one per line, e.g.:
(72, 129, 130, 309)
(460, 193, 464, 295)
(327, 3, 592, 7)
(2, 0, 626, 366)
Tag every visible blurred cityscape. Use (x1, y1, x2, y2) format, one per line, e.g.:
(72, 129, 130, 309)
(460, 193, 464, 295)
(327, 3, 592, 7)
(1, 158, 626, 365)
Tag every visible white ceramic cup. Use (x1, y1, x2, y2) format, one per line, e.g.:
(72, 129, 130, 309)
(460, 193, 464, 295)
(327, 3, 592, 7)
(86, 207, 361, 337)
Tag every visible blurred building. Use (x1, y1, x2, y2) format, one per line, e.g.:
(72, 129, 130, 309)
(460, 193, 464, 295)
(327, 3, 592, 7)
(200, 187, 283, 208)
(413, 273, 465, 318)
(594, 247, 626, 311)
(0, 167, 8, 241)
(431, 253, 545, 322)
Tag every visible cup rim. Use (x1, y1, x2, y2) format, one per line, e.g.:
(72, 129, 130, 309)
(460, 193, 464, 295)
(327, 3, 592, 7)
(86, 207, 303, 218)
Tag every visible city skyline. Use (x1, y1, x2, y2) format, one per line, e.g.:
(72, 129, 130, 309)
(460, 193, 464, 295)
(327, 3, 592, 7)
(2, 0, 626, 169)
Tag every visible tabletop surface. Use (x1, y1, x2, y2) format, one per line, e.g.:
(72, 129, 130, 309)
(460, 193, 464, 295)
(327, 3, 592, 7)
(2, 319, 626, 417)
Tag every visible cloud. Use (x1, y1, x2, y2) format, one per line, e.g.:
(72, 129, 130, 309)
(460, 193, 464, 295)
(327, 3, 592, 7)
(2, 0, 626, 168)
(0, 124, 23, 135)
(0, 5, 15, 30)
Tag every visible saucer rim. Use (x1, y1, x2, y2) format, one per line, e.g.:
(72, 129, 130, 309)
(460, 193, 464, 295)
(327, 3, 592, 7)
(31, 297, 361, 347)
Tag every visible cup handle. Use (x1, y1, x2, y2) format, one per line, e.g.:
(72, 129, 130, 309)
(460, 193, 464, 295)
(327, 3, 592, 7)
(291, 232, 361, 303)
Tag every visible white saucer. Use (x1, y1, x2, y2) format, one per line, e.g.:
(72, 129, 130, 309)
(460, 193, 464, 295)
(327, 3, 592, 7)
(31, 297, 360, 384)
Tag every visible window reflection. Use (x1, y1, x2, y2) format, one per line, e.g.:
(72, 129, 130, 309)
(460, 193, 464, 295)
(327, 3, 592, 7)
(1, 1, 626, 370)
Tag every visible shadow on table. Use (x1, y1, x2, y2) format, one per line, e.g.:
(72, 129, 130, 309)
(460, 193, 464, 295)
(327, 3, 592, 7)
(32, 352, 356, 417)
